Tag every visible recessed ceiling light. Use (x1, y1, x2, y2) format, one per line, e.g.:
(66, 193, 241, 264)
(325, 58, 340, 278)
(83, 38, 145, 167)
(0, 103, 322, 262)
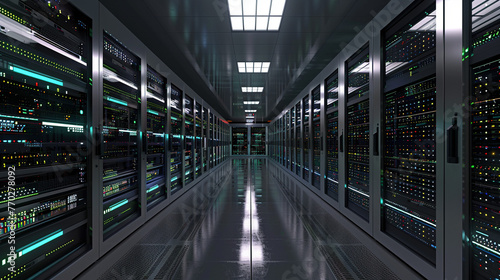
(246, 115, 255, 118)
(238, 62, 270, 73)
(228, 0, 286, 31)
(244, 101, 260, 105)
(242, 87, 264, 92)
(245, 110, 257, 112)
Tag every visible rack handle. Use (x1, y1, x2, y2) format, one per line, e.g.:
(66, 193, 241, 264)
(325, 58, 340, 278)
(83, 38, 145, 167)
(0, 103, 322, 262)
(339, 130, 344, 153)
(447, 114, 459, 164)
(373, 125, 379, 156)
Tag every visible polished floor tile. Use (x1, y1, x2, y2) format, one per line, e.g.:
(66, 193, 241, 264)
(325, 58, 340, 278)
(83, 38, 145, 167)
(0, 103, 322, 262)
(95, 158, 405, 280)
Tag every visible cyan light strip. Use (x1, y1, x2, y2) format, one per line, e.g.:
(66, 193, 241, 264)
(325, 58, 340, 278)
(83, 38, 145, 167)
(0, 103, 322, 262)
(19, 230, 63, 256)
(105, 96, 128, 106)
(384, 202, 436, 228)
(10, 65, 63, 86)
(147, 184, 159, 193)
(148, 109, 159, 116)
(108, 199, 128, 212)
(0, 114, 38, 121)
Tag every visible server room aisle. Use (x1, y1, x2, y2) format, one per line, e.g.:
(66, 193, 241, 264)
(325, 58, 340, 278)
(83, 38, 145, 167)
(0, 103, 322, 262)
(90, 158, 412, 280)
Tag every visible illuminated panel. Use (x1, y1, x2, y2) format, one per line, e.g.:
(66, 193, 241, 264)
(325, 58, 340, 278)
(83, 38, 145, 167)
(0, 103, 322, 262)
(0, 1, 91, 278)
(382, 2, 437, 264)
(296, 102, 302, 176)
(209, 113, 214, 168)
(170, 85, 183, 194)
(251, 127, 266, 155)
(346, 45, 370, 221)
(470, 57, 500, 279)
(285, 111, 290, 169)
(184, 95, 194, 185)
(326, 111, 339, 200)
(195, 102, 202, 176)
(203, 107, 208, 172)
(312, 86, 321, 189)
(232, 127, 248, 155)
(102, 30, 141, 239)
(146, 66, 167, 208)
(326, 71, 339, 112)
(291, 107, 296, 171)
(303, 95, 310, 181)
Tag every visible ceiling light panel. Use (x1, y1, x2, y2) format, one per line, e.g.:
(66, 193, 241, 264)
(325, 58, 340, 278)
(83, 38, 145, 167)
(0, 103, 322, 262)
(242, 87, 264, 92)
(244, 101, 260, 105)
(238, 62, 271, 73)
(228, 0, 286, 31)
(245, 110, 257, 112)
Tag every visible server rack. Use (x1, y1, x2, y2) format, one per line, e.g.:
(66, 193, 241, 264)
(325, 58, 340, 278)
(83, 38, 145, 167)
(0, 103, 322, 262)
(345, 45, 371, 222)
(325, 71, 339, 201)
(195, 102, 202, 177)
(303, 95, 311, 182)
(468, 0, 500, 278)
(170, 84, 183, 194)
(0, 1, 92, 278)
(232, 127, 249, 155)
(203, 107, 209, 172)
(251, 127, 266, 155)
(101, 30, 142, 239)
(184, 95, 194, 185)
(291, 107, 296, 173)
(312, 86, 321, 189)
(296, 102, 302, 176)
(145, 66, 168, 208)
(381, 0, 437, 264)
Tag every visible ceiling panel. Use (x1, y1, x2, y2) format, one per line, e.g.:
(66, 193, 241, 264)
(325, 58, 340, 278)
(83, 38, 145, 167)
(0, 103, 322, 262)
(100, 0, 391, 122)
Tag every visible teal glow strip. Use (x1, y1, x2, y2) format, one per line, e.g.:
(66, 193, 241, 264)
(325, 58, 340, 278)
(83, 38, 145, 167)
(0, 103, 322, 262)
(108, 199, 128, 212)
(105, 96, 128, 106)
(10, 65, 63, 86)
(19, 230, 63, 256)
(171, 176, 178, 182)
(477, 231, 489, 237)
(171, 116, 178, 121)
(148, 109, 159, 116)
(0, 114, 38, 121)
(147, 184, 159, 193)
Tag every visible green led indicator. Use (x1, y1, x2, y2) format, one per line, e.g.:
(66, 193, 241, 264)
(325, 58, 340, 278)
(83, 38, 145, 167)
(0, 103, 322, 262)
(80, 110, 84, 115)
(471, 165, 475, 168)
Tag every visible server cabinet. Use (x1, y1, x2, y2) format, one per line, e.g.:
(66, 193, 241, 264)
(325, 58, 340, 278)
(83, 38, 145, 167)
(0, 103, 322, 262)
(195, 102, 202, 177)
(251, 127, 266, 155)
(184, 95, 194, 185)
(381, 1, 437, 264)
(325, 71, 339, 201)
(170, 84, 183, 194)
(0, 1, 92, 278)
(286, 111, 291, 169)
(101, 30, 141, 239)
(312, 86, 321, 189)
(296, 102, 302, 176)
(203, 107, 209, 172)
(145, 66, 167, 208)
(303, 95, 311, 181)
(232, 127, 248, 155)
(468, 0, 500, 278)
(209, 112, 214, 168)
(345, 45, 370, 222)
(291, 107, 296, 173)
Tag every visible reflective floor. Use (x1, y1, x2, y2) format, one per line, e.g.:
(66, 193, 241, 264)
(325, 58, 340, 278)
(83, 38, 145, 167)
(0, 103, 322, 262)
(92, 158, 410, 280)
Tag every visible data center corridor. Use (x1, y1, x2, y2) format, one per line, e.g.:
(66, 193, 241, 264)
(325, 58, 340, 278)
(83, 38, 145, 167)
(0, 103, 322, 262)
(84, 158, 416, 280)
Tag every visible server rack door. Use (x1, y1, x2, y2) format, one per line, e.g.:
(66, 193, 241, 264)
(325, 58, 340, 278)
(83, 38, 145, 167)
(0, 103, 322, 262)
(170, 84, 183, 195)
(325, 71, 339, 201)
(312, 86, 322, 189)
(469, 0, 500, 277)
(296, 102, 302, 176)
(345, 45, 370, 222)
(291, 107, 296, 173)
(184, 95, 194, 185)
(195, 102, 202, 177)
(303, 95, 311, 182)
(101, 30, 141, 239)
(145, 66, 167, 209)
(251, 127, 266, 155)
(0, 1, 92, 278)
(209, 113, 214, 168)
(381, 1, 437, 264)
(232, 127, 248, 155)
(203, 107, 208, 171)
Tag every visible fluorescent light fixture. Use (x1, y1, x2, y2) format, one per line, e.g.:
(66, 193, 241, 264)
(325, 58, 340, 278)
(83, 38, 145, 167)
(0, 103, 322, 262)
(350, 62, 370, 73)
(103, 68, 138, 90)
(228, 0, 286, 31)
(0, 14, 87, 66)
(245, 110, 257, 112)
(242, 87, 264, 92)
(42, 122, 84, 129)
(231, 17, 244, 30)
(9, 65, 63, 86)
(244, 101, 260, 105)
(238, 62, 271, 73)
